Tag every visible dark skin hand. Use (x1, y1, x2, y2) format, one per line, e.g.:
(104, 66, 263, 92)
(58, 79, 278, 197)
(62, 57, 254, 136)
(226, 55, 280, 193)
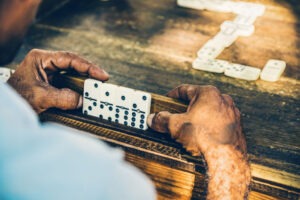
(8, 49, 109, 113)
(147, 84, 251, 199)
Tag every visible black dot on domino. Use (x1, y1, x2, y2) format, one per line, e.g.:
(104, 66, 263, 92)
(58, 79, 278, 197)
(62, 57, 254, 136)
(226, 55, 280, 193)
(115, 114, 119, 118)
(84, 110, 88, 115)
(94, 83, 98, 88)
(93, 102, 97, 106)
(121, 95, 125, 101)
(139, 125, 144, 129)
(108, 117, 112, 121)
(105, 91, 109, 96)
(140, 119, 144, 124)
(141, 114, 145, 119)
(131, 122, 135, 127)
(124, 121, 128, 126)
(85, 92, 89, 97)
(142, 95, 147, 101)
(88, 106, 92, 111)
(99, 115, 103, 119)
(124, 116, 128, 120)
(132, 117, 136, 122)
(116, 108, 120, 113)
(109, 106, 113, 111)
(100, 104, 104, 109)
(115, 119, 119, 123)
(133, 103, 137, 108)
(125, 110, 129, 115)
(132, 112, 136, 117)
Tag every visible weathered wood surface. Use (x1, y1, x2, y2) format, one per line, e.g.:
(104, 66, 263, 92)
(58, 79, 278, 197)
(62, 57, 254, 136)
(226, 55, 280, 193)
(3, 0, 299, 199)
(42, 72, 299, 199)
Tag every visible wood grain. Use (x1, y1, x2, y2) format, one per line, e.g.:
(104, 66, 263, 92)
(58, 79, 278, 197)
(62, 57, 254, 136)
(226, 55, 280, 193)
(2, 0, 298, 199)
(41, 72, 299, 199)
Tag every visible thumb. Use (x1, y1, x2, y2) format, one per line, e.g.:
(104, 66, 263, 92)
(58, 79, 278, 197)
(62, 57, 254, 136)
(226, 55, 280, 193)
(43, 85, 83, 111)
(147, 111, 189, 139)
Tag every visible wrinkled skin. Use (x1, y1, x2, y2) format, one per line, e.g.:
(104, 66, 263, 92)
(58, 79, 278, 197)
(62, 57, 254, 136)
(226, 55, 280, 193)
(1, 0, 250, 198)
(147, 84, 251, 199)
(8, 49, 109, 113)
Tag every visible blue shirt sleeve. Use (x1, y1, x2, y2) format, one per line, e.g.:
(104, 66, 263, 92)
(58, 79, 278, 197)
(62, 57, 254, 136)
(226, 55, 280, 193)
(0, 83, 156, 200)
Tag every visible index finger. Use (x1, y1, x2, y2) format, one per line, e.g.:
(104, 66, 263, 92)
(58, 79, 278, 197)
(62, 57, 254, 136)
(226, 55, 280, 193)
(32, 49, 109, 81)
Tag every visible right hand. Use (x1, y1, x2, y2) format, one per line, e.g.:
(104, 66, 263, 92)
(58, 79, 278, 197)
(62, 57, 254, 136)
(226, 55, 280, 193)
(147, 84, 247, 157)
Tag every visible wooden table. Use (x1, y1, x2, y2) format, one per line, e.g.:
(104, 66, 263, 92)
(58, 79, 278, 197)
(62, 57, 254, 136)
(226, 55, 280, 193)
(5, 0, 299, 199)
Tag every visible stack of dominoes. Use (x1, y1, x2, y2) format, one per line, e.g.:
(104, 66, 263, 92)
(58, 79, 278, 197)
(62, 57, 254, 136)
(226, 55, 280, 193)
(0, 68, 15, 83)
(83, 79, 152, 130)
(178, 0, 286, 82)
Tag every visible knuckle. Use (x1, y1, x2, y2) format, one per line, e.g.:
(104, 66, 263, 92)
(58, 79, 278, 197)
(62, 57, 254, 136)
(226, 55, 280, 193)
(65, 51, 77, 58)
(206, 85, 219, 93)
(32, 87, 47, 108)
(223, 94, 233, 102)
(186, 86, 195, 95)
(155, 111, 168, 122)
(153, 111, 170, 132)
(60, 89, 77, 109)
(205, 85, 221, 97)
(28, 49, 40, 57)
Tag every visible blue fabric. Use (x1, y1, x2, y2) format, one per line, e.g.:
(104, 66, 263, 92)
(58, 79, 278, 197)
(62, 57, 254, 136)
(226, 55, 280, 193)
(0, 83, 156, 200)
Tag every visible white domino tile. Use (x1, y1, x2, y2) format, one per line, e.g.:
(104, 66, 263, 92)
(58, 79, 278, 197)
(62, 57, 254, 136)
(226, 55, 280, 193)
(260, 59, 286, 82)
(114, 86, 134, 127)
(177, 0, 207, 10)
(203, 1, 236, 13)
(83, 79, 103, 118)
(193, 58, 231, 73)
(83, 79, 151, 130)
(197, 40, 225, 59)
(224, 64, 261, 81)
(232, 2, 266, 17)
(233, 15, 258, 26)
(212, 31, 239, 48)
(221, 21, 255, 37)
(98, 83, 118, 122)
(131, 90, 151, 130)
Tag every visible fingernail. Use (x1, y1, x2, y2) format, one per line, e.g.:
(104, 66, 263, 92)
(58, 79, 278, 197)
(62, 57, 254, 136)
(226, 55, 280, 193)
(147, 113, 155, 127)
(102, 69, 109, 77)
(76, 95, 83, 109)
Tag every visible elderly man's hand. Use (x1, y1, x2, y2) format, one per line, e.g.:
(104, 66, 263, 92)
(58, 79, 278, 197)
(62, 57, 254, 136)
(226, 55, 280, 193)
(8, 49, 109, 113)
(147, 84, 250, 199)
(147, 84, 246, 156)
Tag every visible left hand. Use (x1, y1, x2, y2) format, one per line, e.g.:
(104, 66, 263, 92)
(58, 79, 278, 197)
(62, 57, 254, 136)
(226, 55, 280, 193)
(8, 49, 109, 113)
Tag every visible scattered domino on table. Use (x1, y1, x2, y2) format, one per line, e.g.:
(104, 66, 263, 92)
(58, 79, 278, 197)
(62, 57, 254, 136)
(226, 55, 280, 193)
(233, 15, 258, 26)
(221, 21, 255, 37)
(224, 64, 261, 81)
(177, 0, 207, 10)
(203, 1, 236, 13)
(192, 58, 231, 73)
(260, 59, 286, 82)
(197, 40, 225, 59)
(212, 31, 238, 48)
(231, 2, 266, 17)
(83, 79, 151, 130)
(178, 0, 284, 83)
